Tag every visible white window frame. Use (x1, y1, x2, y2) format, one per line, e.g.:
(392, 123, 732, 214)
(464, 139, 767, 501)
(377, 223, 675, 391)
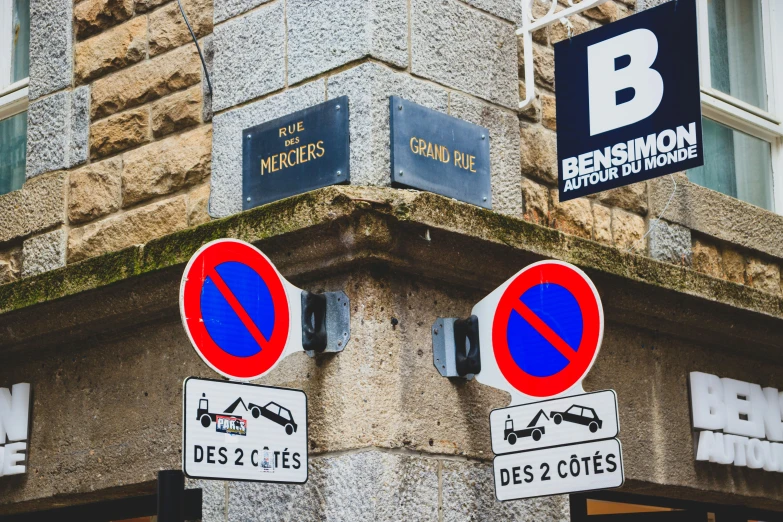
(0, 1, 29, 123)
(695, 0, 783, 213)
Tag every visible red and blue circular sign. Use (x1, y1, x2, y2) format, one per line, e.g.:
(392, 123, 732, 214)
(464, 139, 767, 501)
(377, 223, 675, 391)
(491, 260, 603, 398)
(180, 239, 291, 380)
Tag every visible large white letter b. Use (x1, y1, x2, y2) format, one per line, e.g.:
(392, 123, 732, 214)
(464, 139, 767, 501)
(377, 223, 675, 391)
(587, 29, 664, 136)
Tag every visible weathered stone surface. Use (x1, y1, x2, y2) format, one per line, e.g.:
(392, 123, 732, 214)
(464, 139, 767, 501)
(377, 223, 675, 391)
(149, 0, 213, 56)
(464, 0, 520, 22)
(288, 0, 407, 85)
(593, 203, 612, 245)
(746, 257, 781, 296)
(90, 107, 150, 159)
(327, 63, 449, 186)
(550, 191, 592, 239)
(0, 172, 66, 243)
(550, 12, 590, 43)
(186, 479, 225, 522)
(135, 0, 168, 13)
(612, 207, 646, 251)
(442, 460, 570, 521)
(68, 196, 188, 262)
(637, 0, 669, 11)
(215, 0, 274, 23)
(27, 90, 89, 178)
(519, 40, 554, 89)
(228, 451, 439, 521)
(449, 93, 521, 216)
(68, 158, 123, 224)
(211, 80, 325, 217)
(29, 0, 73, 99)
(187, 183, 211, 227)
(151, 86, 203, 138)
(412, 0, 518, 109)
(520, 124, 557, 185)
(22, 229, 67, 278)
(648, 219, 691, 266)
(201, 35, 214, 123)
(722, 248, 746, 285)
(541, 93, 556, 131)
(584, 0, 618, 22)
(212, 3, 285, 112)
(518, 81, 541, 123)
(692, 238, 723, 279)
(0, 248, 22, 285)
(596, 182, 648, 215)
(91, 45, 202, 120)
(75, 16, 147, 84)
(74, 0, 134, 40)
(122, 126, 211, 207)
(650, 174, 783, 260)
(522, 176, 548, 224)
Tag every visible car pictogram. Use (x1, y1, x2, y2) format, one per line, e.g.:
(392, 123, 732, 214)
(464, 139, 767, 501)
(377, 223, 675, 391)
(550, 404, 602, 433)
(249, 401, 298, 435)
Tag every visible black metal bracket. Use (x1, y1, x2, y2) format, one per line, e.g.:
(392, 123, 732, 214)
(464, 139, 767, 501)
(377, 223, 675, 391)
(432, 315, 481, 379)
(301, 291, 351, 357)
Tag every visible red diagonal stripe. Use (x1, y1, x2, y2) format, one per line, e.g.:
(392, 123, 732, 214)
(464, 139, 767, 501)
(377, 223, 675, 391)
(206, 267, 269, 350)
(511, 299, 577, 361)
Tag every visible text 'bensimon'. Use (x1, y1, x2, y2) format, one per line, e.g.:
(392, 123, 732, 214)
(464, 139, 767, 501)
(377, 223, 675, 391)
(0, 383, 31, 477)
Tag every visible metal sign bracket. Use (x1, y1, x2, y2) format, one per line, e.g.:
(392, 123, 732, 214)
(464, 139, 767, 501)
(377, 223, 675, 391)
(517, 0, 613, 110)
(432, 315, 481, 379)
(302, 291, 350, 358)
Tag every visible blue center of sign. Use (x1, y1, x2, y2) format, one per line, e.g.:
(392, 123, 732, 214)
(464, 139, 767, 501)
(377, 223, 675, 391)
(506, 283, 583, 377)
(200, 261, 276, 357)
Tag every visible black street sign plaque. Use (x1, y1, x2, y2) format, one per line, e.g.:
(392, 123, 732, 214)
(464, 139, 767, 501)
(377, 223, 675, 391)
(389, 96, 492, 208)
(242, 96, 350, 209)
(389, 96, 491, 209)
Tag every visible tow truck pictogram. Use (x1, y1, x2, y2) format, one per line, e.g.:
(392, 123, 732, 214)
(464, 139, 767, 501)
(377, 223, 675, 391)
(196, 394, 248, 435)
(504, 410, 548, 445)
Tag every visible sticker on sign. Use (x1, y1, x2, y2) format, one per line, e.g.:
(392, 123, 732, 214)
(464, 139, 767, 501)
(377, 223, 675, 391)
(490, 390, 619, 455)
(183, 377, 307, 483)
(494, 438, 624, 501)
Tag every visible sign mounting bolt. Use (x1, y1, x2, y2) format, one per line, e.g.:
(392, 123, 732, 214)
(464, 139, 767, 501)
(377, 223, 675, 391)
(337, 170, 342, 176)
(398, 104, 403, 110)
(399, 170, 404, 176)
(247, 197, 251, 202)
(481, 134, 486, 140)
(336, 105, 341, 110)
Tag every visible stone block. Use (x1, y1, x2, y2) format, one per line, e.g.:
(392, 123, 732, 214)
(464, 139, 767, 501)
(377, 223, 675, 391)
(149, 0, 213, 56)
(135, 0, 168, 13)
(648, 220, 691, 266)
(612, 207, 646, 251)
(584, 1, 618, 22)
(721, 248, 745, 285)
(0, 172, 66, 244)
(211, 80, 325, 217)
(692, 238, 723, 279)
(449, 93, 522, 216)
(29, 0, 73, 99)
(0, 248, 23, 285)
(90, 107, 150, 159)
(75, 16, 147, 85)
(442, 460, 570, 521)
(212, 3, 285, 112)
(74, 0, 134, 40)
(550, 190, 592, 239)
(151, 86, 203, 138)
(227, 451, 438, 521)
(22, 229, 67, 278)
(412, 0, 518, 109)
(122, 126, 212, 207)
(327, 62, 448, 186)
(746, 257, 781, 296)
(186, 479, 225, 522)
(593, 203, 612, 245)
(541, 93, 556, 131)
(519, 41, 554, 89)
(91, 45, 202, 120)
(68, 196, 188, 262)
(550, 13, 590, 44)
(27, 89, 90, 178)
(595, 182, 648, 215)
(522, 176, 548, 224)
(215, 0, 274, 23)
(520, 124, 557, 185)
(68, 157, 123, 224)
(463, 0, 520, 23)
(287, 0, 407, 85)
(201, 35, 214, 123)
(187, 183, 211, 227)
(518, 81, 540, 123)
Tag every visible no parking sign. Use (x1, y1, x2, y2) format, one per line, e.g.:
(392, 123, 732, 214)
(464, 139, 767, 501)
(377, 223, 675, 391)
(433, 260, 623, 501)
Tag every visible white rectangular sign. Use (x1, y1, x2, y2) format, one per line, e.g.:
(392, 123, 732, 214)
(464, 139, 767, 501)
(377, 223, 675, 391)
(490, 390, 619, 455)
(494, 438, 624, 501)
(183, 377, 307, 483)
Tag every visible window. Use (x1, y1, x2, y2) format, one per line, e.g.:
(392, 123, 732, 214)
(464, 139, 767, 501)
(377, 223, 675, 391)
(688, 0, 783, 213)
(0, 0, 29, 196)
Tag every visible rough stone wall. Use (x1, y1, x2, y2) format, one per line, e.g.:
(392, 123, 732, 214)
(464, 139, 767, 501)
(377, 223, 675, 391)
(0, 0, 214, 281)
